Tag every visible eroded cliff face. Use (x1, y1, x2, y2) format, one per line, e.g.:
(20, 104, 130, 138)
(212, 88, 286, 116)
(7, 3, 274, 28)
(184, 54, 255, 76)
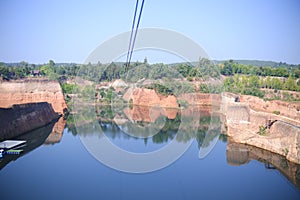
(240, 95, 300, 121)
(222, 93, 300, 164)
(0, 78, 67, 115)
(0, 102, 60, 140)
(123, 88, 179, 108)
(178, 93, 221, 106)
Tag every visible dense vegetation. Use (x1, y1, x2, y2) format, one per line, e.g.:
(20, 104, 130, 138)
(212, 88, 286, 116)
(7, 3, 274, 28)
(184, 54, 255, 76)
(0, 58, 219, 81)
(220, 59, 300, 78)
(1, 59, 299, 100)
(0, 60, 79, 80)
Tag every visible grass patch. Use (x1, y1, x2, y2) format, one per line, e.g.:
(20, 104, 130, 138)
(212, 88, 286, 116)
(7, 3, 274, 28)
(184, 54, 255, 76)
(257, 125, 267, 136)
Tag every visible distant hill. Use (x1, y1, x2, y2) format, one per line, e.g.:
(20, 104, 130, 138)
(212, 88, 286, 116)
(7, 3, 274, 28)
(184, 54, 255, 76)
(169, 60, 299, 68)
(1, 60, 299, 69)
(213, 60, 299, 68)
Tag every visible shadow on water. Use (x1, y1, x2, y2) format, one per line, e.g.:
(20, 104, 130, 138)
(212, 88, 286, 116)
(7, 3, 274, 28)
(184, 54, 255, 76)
(0, 117, 66, 170)
(227, 139, 300, 190)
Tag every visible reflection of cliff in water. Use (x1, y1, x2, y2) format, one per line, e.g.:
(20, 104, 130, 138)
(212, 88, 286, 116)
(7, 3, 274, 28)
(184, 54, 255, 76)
(83, 105, 226, 147)
(0, 119, 62, 170)
(44, 117, 67, 145)
(226, 139, 300, 190)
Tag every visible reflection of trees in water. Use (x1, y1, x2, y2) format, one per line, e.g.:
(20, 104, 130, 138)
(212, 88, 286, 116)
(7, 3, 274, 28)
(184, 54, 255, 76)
(98, 116, 179, 144)
(97, 105, 115, 120)
(175, 116, 197, 143)
(195, 115, 225, 148)
(81, 106, 225, 147)
(196, 129, 219, 148)
(151, 116, 180, 144)
(69, 105, 225, 148)
(66, 114, 77, 135)
(218, 134, 228, 143)
(100, 122, 120, 139)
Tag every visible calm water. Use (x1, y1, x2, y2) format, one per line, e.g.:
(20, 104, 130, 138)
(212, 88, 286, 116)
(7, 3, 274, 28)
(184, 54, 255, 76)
(1, 106, 300, 200)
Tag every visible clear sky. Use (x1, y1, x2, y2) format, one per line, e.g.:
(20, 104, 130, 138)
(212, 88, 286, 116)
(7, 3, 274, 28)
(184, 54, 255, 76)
(0, 0, 300, 64)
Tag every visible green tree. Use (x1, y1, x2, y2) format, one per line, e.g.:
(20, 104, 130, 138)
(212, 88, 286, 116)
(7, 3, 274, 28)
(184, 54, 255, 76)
(271, 78, 283, 90)
(294, 67, 300, 78)
(49, 60, 55, 67)
(283, 76, 298, 91)
(221, 60, 233, 75)
(265, 76, 272, 88)
(249, 75, 260, 88)
(177, 63, 192, 77)
(199, 84, 209, 93)
(143, 57, 148, 64)
(13, 67, 25, 79)
(0, 65, 9, 79)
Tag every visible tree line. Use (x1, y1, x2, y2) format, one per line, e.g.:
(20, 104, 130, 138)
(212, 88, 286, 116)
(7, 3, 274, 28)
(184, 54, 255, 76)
(220, 59, 300, 78)
(1, 59, 299, 96)
(0, 60, 79, 80)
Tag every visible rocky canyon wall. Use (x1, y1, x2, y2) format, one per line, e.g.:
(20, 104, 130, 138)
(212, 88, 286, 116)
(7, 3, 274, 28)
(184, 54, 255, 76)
(240, 95, 300, 121)
(123, 88, 179, 108)
(0, 78, 67, 115)
(222, 93, 300, 164)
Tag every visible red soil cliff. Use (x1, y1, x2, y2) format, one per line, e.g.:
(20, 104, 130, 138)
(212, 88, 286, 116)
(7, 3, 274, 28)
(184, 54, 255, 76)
(0, 78, 67, 115)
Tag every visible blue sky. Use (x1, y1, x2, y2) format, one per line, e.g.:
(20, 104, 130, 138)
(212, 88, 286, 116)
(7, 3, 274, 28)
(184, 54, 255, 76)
(0, 0, 299, 64)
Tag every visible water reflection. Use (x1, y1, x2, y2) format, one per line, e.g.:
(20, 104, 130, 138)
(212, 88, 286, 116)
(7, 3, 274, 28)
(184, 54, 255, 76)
(44, 118, 67, 145)
(227, 139, 300, 190)
(0, 118, 66, 170)
(70, 104, 300, 187)
(70, 104, 225, 172)
(73, 105, 225, 148)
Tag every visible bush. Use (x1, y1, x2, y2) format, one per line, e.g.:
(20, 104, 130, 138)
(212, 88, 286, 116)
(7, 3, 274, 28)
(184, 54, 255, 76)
(146, 83, 173, 96)
(257, 125, 267, 136)
(273, 110, 280, 115)
(199, 84, 209, 93)
(187, 76, 193, 81)
(129, 98, 133, 109)
(62, 83, 77, 94)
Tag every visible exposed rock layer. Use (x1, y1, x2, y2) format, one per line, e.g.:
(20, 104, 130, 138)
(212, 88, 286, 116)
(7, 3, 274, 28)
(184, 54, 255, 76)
(240, 95, 300, 121)
(124, 88, 179, 108)
(223, 93, 300, 164)
(0, 78, 67, 115)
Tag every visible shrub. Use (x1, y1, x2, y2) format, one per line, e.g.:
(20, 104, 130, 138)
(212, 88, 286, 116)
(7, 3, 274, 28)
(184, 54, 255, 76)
(273, 110, 280, 115)
(282, 148, 289, 156)
(187, 76, 193, 82)
(257, 125, 267, 136)
(177, 99, 188, 108)
(61, 83, 77, 94)
(129, 98, 133, 109)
